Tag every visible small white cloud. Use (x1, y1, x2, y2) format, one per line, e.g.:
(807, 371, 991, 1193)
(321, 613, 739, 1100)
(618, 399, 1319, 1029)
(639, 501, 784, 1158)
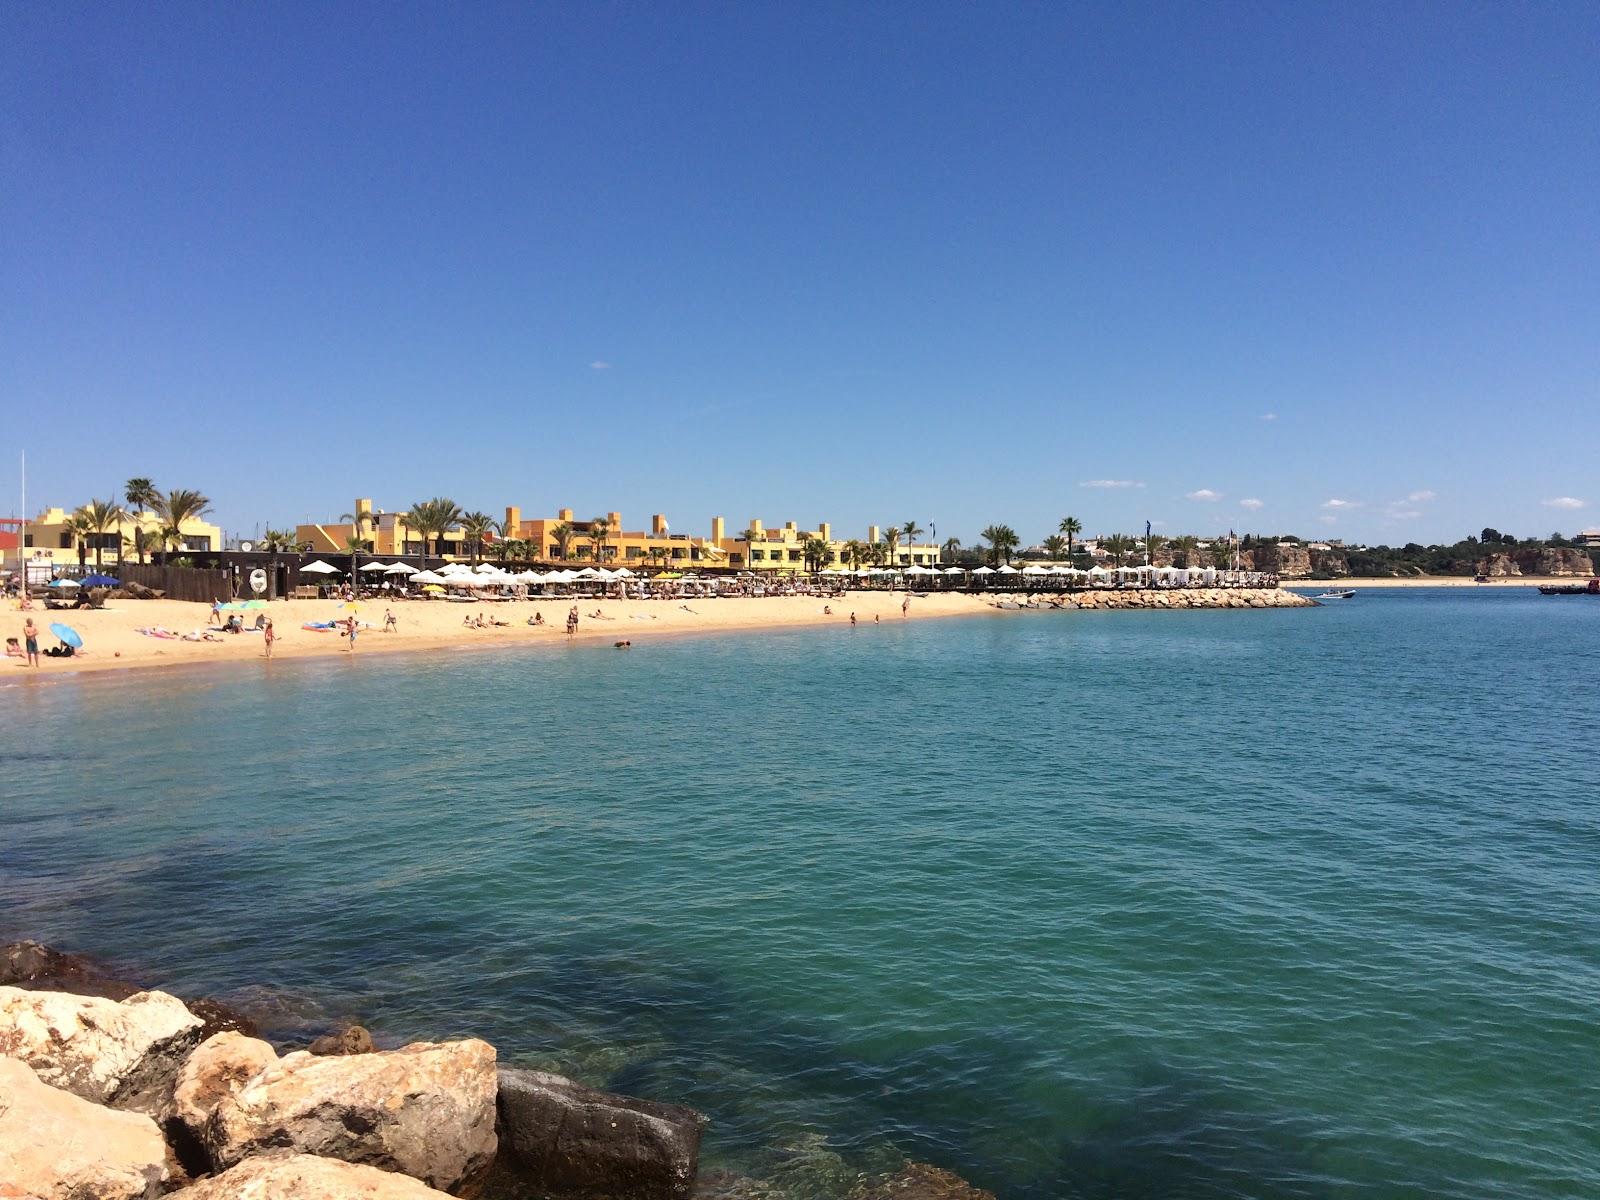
(1185, 488, 1222, 502)
(1239, 498, 1264, 510)
(590, 360, 612, 370)
(1079, 479, 1145, 489)
(1543, 496, 1586, 510)
(1321, 498, 1359, 510)
(1260, 412, 1278, 422)
(1408, 490, 1436, 503)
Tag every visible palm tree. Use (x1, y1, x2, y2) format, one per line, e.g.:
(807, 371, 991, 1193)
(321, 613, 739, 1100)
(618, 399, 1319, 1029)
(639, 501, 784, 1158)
(803, 537, 831, 574)
(1145, 532, 1164, 567)
(60, 511, 91, 569)
(741, 526, 762, 572)
(259, 528, 299, 600)
(901, 521, 924, 561)
(845, 540, 866, 570)
(459, 512, 496, 563)
(881, 525, 901, 567)
(550, 522, 576, 561)
(943, 536, 961, 561)
(588, 516, 612, 563)
(406, 498, 462, 563)
(1058, 515, 1083, 563)
(1169, 534, 1201, 568)
(124, 479, 158, 564)
(1042, 534, 1067, 561)
(980, 524, 1019, 566)
(338, 508, 377, 579)
(1102, 533, 1133, 566)
(495, 519, 517, 563)
(76, 498, 128, 570)
(154, 489, 212, 561)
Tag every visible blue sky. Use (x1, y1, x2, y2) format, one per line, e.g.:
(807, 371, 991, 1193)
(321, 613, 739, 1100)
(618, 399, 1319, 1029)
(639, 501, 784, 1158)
(4, 3, 1596, 547)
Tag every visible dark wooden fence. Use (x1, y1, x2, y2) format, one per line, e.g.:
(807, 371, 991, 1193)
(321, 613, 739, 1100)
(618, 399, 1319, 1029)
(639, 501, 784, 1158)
(117, 562, 235, 604)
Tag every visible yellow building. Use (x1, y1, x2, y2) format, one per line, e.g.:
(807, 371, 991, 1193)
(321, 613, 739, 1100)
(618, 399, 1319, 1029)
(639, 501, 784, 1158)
(21, 505, 222, 565)
(299, 500, 942, 573)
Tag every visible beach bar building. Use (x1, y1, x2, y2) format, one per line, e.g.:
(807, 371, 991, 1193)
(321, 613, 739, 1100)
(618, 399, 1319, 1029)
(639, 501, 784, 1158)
(18, 505, 224, 567)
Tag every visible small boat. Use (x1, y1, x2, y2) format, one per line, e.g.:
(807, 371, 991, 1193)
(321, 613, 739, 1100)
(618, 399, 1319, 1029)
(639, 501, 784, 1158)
(1538, 580, 1600, 596)
(1312, 590, 1355, 600)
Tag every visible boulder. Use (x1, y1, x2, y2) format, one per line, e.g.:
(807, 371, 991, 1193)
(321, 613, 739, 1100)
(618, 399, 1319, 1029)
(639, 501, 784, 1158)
(0, 1055, 170, 1200)
(0, 940, 259, 1039)
(207, 1039, 498, 1195)
(494, 1067, 707, 1200)
(0, 984, 203, 1114)
(1476, 552, 1521, 577)
(168, 1153, 454, 1199)
(310, 1024, 376, 1056)
(168, 1031, 279, 1168)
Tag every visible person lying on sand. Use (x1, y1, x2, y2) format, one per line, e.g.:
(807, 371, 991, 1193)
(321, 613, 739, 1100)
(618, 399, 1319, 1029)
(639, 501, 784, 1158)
(528, 611, 545, 626)
(679, 604, 697, 613)
(489, 616, 510, 627)
(588, 609, 614, 619)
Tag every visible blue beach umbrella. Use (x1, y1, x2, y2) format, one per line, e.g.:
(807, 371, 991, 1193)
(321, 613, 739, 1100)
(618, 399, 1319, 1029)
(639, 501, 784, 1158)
(49, 623, 83, 649)
(81, 574, 119, 586)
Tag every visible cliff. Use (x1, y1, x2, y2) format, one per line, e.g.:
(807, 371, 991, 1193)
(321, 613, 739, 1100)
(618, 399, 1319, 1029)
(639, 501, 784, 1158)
(1476, 548, 1595, 577)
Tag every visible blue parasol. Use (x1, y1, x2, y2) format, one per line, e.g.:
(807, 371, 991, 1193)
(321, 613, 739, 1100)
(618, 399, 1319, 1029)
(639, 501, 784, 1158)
(81, 574, 119, 586)
(49, 623, 83, 648)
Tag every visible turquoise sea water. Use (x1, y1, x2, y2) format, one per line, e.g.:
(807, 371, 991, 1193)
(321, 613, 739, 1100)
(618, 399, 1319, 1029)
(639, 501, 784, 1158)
(3, 589, 1597, 1198)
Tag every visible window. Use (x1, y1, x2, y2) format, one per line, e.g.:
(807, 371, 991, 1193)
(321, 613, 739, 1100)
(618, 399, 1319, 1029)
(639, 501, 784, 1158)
(671, 547, 685, 559)
(788, 550, 802, 561)
(626, 546, 642, 558)
(752, 550, 765, 561)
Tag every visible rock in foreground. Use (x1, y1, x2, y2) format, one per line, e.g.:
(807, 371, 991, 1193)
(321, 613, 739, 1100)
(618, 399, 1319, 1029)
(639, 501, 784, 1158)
(851, 1163, 996, 1199)
(170, 1153, 455, 1198)
(0, 1055, 171, 1200)
(0, 984, 203, 1113)
(494, 1067, 707, 1200)
(207, 1039, 498, 1195)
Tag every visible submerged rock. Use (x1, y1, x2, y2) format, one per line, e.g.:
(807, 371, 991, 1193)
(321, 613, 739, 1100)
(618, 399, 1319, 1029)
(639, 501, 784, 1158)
(310, 1023, 376, 1056)
(207, 1038, 498, 1195)
(494, 1067, 707, 1200)
(0, 1055, 171, 1200)
(850, 1163, 996, 1199)
(169, 1153, 455, 1198)
(0, 984, 203, 1114)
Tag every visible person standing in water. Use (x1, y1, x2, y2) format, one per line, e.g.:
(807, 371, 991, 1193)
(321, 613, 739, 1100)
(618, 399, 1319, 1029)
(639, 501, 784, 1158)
(902, 595, 910, 618)
(23, 617, 40, 667)
(566, 605, 579, 636)
(345, 615, 358, 653)
(263, 617, 276, 659)
(849, 612, 857, 627)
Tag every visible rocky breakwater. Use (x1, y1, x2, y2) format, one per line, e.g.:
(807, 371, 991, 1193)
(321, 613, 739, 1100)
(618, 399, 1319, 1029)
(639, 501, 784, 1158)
(0, 941, 706, 1200)
(1052, 587, 1315, 611)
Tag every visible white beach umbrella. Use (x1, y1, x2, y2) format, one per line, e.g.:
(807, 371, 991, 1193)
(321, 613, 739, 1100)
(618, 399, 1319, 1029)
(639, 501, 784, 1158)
(612, 567, 635, 578)
(49, 577, 81, 588)
(943, 566, 966, 576)
(384, 562, 418, 575)
(1021, 565, 1049, 575)
(1087, 565, 1111, 577)
(358, 561, 388, 573)
(300, 560, 340, 575)
(906, 564, 936, 576)
(996, 564, 1019, 575)
(410, 570, 446, 584)
(474, 562, 498, 573)
(971, 566, 996, 575)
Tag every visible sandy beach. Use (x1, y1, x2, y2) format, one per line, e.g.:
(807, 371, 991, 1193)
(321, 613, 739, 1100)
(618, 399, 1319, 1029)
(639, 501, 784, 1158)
(4, 590, 998, 677)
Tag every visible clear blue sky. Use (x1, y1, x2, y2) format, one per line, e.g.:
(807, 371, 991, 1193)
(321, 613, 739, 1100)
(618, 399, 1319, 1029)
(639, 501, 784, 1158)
(4, 3, 1596, 547)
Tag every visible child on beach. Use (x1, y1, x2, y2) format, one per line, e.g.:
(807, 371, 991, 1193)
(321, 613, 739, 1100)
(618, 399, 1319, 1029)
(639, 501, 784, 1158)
(23, 617, 39, 666)
(566, 606, 579, 635)
(263, 618, 276, 658)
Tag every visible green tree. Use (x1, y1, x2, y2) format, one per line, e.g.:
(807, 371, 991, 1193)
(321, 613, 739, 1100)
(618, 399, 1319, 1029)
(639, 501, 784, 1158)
(459, 512, 496, 563)
(1042, 534, 1066, 560)
(1058, 515, 1083, 562)
(550, 522, 576, 561)
(588, 516, 612, 563)
(742, 526, 762, 571)
(804, 537, 831, 573)
(981, 524, 1019, 566)
(881, 525, 901, 566)
(155, 489, 212, 561)
(406, 498, 462, 562)
(901, 521, 924, 559)
(77, 498, 128, 570)
(259, 528, 299, 600)
(943, 536, 961, 561)
(1101, 533, 1133, 566)
(1168, 534, 1201, 568)
(845, 540, 866, 570)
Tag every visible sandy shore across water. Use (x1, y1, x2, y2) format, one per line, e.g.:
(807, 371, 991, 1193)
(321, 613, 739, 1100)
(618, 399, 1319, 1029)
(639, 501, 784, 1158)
(1287, 576, 1589, 589)
(3, 591, 997, 679)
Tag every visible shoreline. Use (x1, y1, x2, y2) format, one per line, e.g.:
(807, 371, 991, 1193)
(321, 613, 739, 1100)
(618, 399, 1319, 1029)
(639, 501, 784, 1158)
(1285, 575, 1589, 589)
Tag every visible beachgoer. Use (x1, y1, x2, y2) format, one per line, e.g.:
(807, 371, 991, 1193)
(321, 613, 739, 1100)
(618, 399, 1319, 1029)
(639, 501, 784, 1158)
(566, 605, 579, 636)
(849, 612, 857, 627)
(5, 637, 21, 658)
(384, 609, 397, 632)
(874, 614, 880, 623)
(23, 617, 39, 666)
(530, 611, 545, 626)
(463, 614, 473, 627)
(902, 596, 910, 617)
(823, 605, 832, 615)
(345, 616, 358, 652)
(208, 599, 223, 626)
(614, 640, 631, 649)
(263, 618, 276, 658)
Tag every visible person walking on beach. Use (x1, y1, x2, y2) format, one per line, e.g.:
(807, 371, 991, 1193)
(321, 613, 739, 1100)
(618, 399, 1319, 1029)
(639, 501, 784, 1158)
(344, 615, 358, 653)
(263, 617, 276, 659)
(566, 605, 579, 636)
(23, 617, 40, 666)
(902, 595, 910, 618)
(383, 609, 397, 633)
